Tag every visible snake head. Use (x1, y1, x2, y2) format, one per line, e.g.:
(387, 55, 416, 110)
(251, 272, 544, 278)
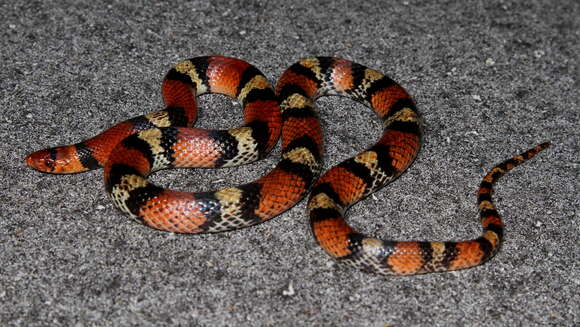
(25, 146, 87, 174)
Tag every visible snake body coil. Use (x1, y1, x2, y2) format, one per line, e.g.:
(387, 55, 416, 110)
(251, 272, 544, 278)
(26, 56, 549, 275)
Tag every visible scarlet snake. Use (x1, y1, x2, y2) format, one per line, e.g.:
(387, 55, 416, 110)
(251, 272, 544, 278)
(26, 56, 549, 275)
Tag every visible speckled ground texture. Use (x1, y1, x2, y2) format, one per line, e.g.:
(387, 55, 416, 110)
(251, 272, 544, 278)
(1, 0, 577, 326)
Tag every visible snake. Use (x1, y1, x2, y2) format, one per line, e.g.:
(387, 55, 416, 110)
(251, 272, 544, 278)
(25, 56, 550, 275)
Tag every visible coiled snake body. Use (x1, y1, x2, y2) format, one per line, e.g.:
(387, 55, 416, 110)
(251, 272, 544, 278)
(26, 56, 549, 275)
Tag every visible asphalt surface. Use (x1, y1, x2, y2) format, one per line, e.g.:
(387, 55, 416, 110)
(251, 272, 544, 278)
(1, 0, 578, 326)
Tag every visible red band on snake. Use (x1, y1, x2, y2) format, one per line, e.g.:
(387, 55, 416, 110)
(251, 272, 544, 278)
(25, 56, 550, 275)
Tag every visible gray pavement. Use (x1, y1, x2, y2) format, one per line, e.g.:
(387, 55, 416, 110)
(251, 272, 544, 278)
(1, 0, 577, 326)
